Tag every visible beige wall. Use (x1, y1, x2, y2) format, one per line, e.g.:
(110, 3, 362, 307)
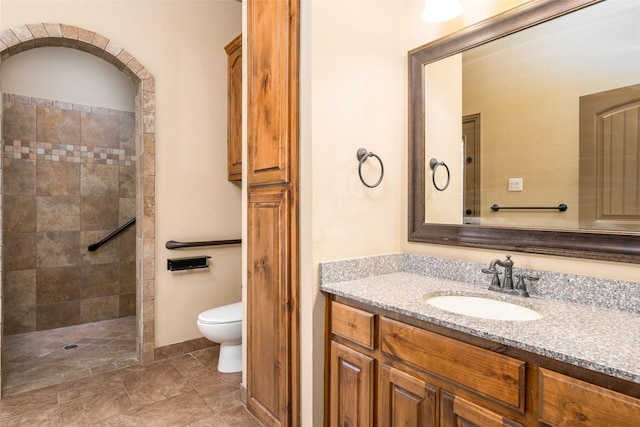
(425, 54, 463, 224)
(2, 46, 136, 111)
(302, 0, 406, 424)
(301, 0, 639, 425)
(1, 0, 243, 347)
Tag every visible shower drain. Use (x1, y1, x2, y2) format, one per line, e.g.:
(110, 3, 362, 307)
(64, 344, 78, 350)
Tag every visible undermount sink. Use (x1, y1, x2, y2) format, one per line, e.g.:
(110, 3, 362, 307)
(424, 295, 543, 321)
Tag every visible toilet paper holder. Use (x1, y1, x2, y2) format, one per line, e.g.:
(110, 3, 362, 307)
(167, 256, 211, 271)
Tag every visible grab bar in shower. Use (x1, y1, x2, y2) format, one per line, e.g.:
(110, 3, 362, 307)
(88, 217, 136, 252)
(165, 239, 242, 250)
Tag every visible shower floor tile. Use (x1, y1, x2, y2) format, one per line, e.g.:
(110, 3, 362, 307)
(2, 316, 138, 397)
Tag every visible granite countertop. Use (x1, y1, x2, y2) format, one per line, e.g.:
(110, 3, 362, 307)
(320, 271, 640, 385)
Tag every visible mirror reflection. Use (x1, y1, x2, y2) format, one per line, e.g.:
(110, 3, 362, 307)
(424, 0, 639, 232)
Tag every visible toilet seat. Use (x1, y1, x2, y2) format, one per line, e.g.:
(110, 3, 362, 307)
(198, 302, 242, 324)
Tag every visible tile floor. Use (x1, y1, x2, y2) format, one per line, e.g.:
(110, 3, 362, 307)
(3, 317, 139, 396)
(0, 317, 260, 426)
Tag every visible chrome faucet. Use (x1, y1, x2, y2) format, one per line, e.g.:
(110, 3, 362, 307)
(482, 255, 535, 297)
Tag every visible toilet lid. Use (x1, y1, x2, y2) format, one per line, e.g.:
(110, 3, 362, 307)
(198, 302, 242, 324)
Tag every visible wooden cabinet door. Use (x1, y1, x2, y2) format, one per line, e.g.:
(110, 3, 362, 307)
(378, 364, 438, 427)
(225, 34, 242, 181)
(247, 0, 298, 186)
(329, 341, 374, 427)
(247, 186, 296, 426)
(440, 391, 523, 427)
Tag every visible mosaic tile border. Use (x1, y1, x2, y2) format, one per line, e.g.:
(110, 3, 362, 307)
(3, 139, 136, 165)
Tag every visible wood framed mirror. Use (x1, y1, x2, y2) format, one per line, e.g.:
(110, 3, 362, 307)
(408, 0, 640, 263)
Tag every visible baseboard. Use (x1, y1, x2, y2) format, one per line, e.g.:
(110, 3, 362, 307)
(153, 337, 217, 361)
(239, 383, 247, 405)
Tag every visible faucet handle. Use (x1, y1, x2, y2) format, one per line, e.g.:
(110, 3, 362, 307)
(514, 274, 537, 297)
(482, 267, 502, 290)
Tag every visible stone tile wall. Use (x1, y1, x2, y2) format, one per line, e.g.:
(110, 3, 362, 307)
(2, 93, 136, 334)
(1, 22, 157, 364)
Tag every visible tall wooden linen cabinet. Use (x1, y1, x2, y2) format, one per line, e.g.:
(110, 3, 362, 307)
(246, 1, 300, 426)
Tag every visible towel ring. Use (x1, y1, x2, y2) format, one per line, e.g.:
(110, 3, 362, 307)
(430, 158, 450, 191)
(357, 148, 384, 188)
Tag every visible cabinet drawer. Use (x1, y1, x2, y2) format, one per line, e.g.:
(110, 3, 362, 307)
(380, 317, 525, 411)
(539, 368, 640, 426)
(331, 302, 375, 349)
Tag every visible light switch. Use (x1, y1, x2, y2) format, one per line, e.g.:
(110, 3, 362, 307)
(509, 178, 523, 192)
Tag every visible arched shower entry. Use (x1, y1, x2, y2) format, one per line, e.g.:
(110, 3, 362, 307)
(0, 23, 156, 394)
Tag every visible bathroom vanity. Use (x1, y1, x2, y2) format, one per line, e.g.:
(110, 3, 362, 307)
(320, 255, 640, 426)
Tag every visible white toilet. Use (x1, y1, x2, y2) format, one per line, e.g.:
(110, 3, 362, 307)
(197, 302, 243, 373)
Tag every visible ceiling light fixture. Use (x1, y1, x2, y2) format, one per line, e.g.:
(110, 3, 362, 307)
(421, 0, 464, 23)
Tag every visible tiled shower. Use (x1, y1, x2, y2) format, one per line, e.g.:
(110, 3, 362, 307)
(2, 93, 136, 335)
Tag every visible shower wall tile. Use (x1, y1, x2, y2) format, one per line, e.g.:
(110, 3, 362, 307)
(90, 106, 110, 116)
(3, 93, 136, 333)
(4, 233, 36, 271)
(119, 294, 135, 317)
(120, 112, 135, 152)
(119, 198, 135, 222)
(120, 262, 136, 294)
(143, 196, 154, 218)
(81, 163, 119, 197)
(143, 134, 155, 155)
(36, 301, 81, 330)
(37, 196, 81, 232)
(143, 175, 154, 198)
(2, 101, 36, 141)
(5, 93, 32, 104)
(119, 228, 136, 263)
(4, 269, 36, 307)
(3, 158, 36, 196)
(81, 230, 119, 264)
(36, 161, 80, 196)
(36, 105, 81, 144)
(80, 196, 118, 230)
(36, 266, 80, 304)
(81, 111, 120, 150)
(36, 231, 81, 268)
(119, 165, 135, 198)
(53, 100, 73, 111)
(3, 195, 36, 233)
(80, 263, 119, 298)
(81, 296, 118, 323)
(5, 305, 36, 335)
